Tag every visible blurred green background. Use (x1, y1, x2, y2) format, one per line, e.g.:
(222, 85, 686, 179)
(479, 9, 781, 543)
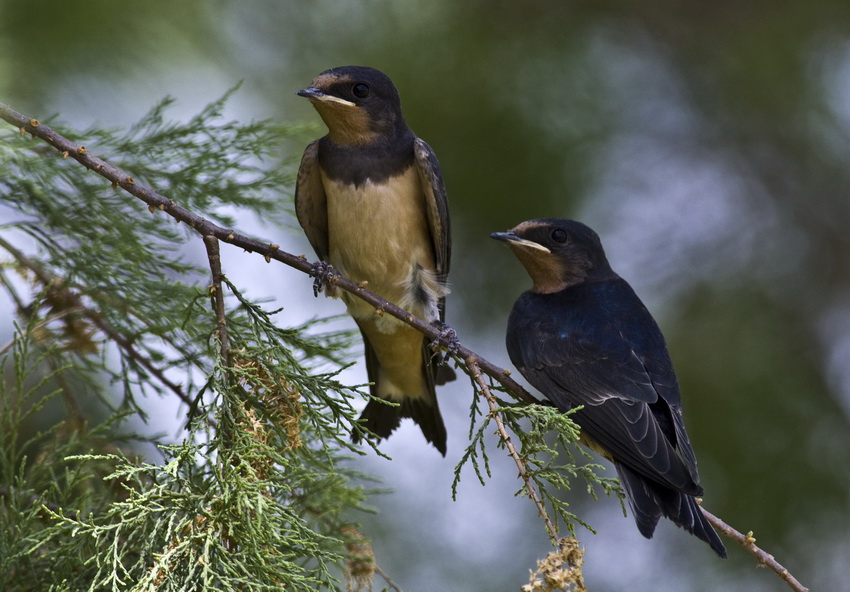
(2, 1, 849, 590)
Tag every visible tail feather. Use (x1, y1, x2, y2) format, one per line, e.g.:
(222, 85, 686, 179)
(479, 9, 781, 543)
(353, 330, 449, 454)
(616, 463, 727, 558)
(354, 396, 447, 456)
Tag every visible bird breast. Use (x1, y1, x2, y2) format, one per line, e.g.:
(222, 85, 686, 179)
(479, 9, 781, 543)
(323, 166, 441, 329)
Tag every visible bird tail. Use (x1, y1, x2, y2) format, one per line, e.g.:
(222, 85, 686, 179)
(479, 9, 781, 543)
(352, 334, 448, 455)
(354, 396, 447, 456)
(616, 464, 727, 558)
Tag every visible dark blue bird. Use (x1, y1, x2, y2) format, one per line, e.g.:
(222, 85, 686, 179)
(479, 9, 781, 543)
(491, 218, 726, 558)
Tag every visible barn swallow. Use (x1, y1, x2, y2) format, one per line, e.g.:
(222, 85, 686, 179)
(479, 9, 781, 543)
(491, 218, 726, 557)
(295, 66, 454, 455)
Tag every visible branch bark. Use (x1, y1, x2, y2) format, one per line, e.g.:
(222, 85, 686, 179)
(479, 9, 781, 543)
(204, 235, 230, 367)
(701, 507, 809, 592)
(0, 102, 539, 406)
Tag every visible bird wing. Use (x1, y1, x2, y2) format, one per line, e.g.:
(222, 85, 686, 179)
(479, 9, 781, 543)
(511, 287, 702, 493)
(294, 139, 329, 261)
(413, 138, 451, 284)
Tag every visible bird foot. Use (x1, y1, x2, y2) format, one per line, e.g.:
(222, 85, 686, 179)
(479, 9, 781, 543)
(308, 261, 337, 297)
(429, 320, 460, 362)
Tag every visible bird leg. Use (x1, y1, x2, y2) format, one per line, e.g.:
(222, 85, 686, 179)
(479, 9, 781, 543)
(308, 260, 337, 297)
(429, 320, 460, 361)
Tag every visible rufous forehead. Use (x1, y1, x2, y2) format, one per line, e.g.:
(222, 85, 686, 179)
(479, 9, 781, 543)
(311, 71, 350, 90)
(511, 220, 549, 235)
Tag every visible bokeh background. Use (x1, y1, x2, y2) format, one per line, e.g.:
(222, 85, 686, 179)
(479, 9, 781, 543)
(3, 2, 849, 590)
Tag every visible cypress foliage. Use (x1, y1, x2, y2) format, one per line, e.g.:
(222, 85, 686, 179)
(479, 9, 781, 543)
(0, 93, 618, 591)
(0, 94, 375, 591)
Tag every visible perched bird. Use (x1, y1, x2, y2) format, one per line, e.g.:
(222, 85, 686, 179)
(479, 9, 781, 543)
(491, 218, 726, 557)
(295, 66, 454, 455)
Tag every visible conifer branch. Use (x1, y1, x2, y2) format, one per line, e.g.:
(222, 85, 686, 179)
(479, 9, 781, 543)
(204, 235, 230, 366)
(465, 355, 559, 544)
(0, 102, 809, 592)
(0, 233, 192, 409)
(0, 102, 540, 407)
(373, 565, 403, 592)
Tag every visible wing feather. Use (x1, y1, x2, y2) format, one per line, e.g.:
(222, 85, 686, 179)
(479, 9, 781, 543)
(508, 282, 702, 492)
(413, 138, 451, 284)
(294, 140, 329, 261)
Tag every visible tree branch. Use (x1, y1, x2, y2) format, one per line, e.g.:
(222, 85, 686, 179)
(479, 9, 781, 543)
(701, 507, 809, 592)
(0, 233, 192, 410)
(204, 235, 230, 367)
(0, 102, 809, 592)
(0, 102, 540, 406)
(374, 564, 403, 592)
(465, 354, 559, 544)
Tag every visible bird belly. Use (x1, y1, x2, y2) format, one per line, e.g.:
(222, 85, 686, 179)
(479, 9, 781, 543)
(323, 166, 442, 331)
(360, 318, 429, 400)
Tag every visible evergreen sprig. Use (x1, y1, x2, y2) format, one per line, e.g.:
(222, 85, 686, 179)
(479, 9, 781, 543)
(451, 374, 622, 538)
(0, 94, 375, 591)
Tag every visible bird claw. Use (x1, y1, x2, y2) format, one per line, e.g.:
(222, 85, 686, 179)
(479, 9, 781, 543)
(429, 320, 460, 363)
(309, 261, 336, 297)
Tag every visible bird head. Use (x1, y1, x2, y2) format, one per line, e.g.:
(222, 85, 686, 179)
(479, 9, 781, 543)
(297, 66, 406, 145)
(490, 218, 615, 293)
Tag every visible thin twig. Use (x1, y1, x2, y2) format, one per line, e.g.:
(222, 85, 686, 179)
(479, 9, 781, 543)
(465, 354, 559, 545)
(374, 564, 403, 592)
(701, 507, 809, 592)
(0, 233, 192, 408)
(203, 235, 230, 367)
(0, 306, 81, 358)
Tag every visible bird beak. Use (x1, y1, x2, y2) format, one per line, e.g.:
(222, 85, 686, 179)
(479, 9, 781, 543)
(296, 87, 356, 107)
(490, 231, 551, 253)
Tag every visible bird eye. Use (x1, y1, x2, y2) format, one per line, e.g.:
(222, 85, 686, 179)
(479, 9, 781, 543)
(551, 229, 568, 243)
(352, 83, 370, 98)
